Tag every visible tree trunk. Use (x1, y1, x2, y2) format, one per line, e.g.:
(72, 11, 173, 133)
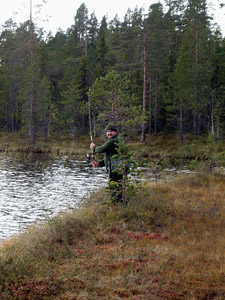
(194, 15, 200, 137)
(216, 114, 220, 140)
(93, 114, 96, 138)
(112, 87, 116, 122)
(179, 102, 183, 144)
(211, 94, 215, 136)
(16, 96, 19, 132)
(72, 121, 76, 143)
(149, 77, 152, 136)
(48, 79, 53, 137)
(29, 0, 36, 146)
(141, 23, 147, 143)
(154, 73, 159, 135)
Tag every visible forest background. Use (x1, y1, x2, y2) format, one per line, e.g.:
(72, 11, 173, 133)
(0, 0, 225, 146)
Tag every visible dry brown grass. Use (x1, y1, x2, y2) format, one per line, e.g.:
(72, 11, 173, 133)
(0, 132, 91, 157)
(0, 172, 225, 299)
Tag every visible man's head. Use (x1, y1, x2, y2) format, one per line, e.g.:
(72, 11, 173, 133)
(105, 124, 118, 139)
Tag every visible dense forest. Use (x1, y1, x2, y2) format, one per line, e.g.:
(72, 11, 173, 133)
(0, 0, 224, 145)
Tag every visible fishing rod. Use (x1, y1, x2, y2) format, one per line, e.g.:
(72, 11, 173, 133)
(86, 87, 96, 172)
(88, 86, 93, 143)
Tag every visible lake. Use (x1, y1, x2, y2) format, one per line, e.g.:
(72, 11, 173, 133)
(0, 154, 107, 240)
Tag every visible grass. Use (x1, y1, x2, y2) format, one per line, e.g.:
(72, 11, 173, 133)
(0, 132, 92, 157)
(130, 133, 225, 166)
(0, 131, 224, 161)
(0, 171, 225, 299)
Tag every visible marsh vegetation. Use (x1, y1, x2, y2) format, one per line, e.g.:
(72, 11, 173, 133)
(0, 171, 224, 299)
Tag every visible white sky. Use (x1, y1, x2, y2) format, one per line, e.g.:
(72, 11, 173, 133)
(0, 0, 224, 37)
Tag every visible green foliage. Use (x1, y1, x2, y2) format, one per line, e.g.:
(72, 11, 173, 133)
(0, 1, 224, 141)
(90, 70, 141, 136)
(95, 16, 108, 78)
(36, 75, 51, 139)
(148, 158, 164, 186)
(60, 79, 83, 138)
(106, 136, 148, 206)
(204, 134, 225, 171)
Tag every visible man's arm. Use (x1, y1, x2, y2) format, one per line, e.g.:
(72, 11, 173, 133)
(93, 139, 115, 154)
(90, 142, 105, 168)
(90, 142, 95, 151)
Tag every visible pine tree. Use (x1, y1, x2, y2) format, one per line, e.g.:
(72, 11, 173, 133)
(75, 49, 90, 135)
(90, 70, 142, 137)
(183, 0, 213, 136)
(74, 2, 88, 54)
(146, 3, 168, 135)
(61, 79, 82, 142)
(87, 12, 99, 82)
(0, 20, 30, 132)
(212, 36, 225, 138)
(35, 76, 51, 140)
(95, 16, 108, 78)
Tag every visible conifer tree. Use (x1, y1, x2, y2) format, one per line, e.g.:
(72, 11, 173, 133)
(87, 12, 99, 81)
(146, 3, 168, 135)
(75, 49, 90, 134)
(0, 20, 30, 132)
(35, 75, 51, 140)
(90, 70, 142, 136)
(212, 36, 225, 138)
(95, 16, 108, 78)
(61, 79, 82, 141)
(74, 2, 88, 53)
(183, 0, 213, 136)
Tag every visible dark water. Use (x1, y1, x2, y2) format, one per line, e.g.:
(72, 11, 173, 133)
(0, 154, 107, 240)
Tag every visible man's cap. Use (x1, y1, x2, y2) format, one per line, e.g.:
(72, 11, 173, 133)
(105, 124, 117, 132)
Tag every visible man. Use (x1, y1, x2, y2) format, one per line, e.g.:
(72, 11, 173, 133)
(90, 124, 124, 203)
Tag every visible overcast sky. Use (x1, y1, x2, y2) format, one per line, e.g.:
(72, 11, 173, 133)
(0, 0, 224, 37)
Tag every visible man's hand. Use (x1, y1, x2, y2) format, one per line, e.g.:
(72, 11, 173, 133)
(90, 142, 95, 150)
(92, 161, 100, 168)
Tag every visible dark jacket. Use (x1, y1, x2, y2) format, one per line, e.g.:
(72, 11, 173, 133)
(93, 135, 119, 171)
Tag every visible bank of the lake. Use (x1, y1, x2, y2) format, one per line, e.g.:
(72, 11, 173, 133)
(0, 132, 225, 168)
(0, 171, 225, 300)
(0, 132, 89, 158)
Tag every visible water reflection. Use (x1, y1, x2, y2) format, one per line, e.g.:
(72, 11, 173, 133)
(0, 154, 107, 240)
